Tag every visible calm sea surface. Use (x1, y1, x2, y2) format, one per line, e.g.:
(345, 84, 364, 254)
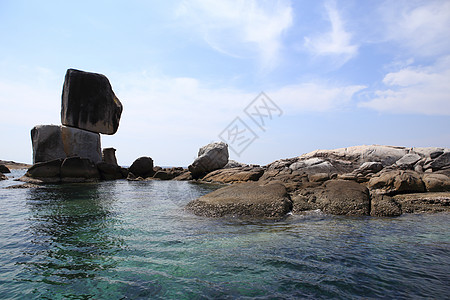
(1, 170, 449, 299)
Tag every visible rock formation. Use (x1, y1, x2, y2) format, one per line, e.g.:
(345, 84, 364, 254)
(31, 125, 101, 164)
(61, 69, 123, 135)
(186, 145, 450, 218)
(24, 68, 124, 183)
(186, 182, 292, 219)
(0, 164, 10, 174)
(188, 142, 229, 178)
(129, 157, 155, 178)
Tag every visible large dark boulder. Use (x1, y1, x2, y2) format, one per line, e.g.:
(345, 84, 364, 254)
(97, 162, 124, 180)
(26, 159, 63, 178)
(188, 142, 229, 179)
(23, 159, 63, 183)
(31, 125, 101, 164)
(60, 157, 100, 182)
(0, 164, 10, 173)
(129, 157, 155, 178)
(186, 182, 292, 219)
(61, 69, 123, 135)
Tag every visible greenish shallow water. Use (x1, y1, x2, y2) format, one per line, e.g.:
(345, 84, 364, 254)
(1, 171, 449, 299)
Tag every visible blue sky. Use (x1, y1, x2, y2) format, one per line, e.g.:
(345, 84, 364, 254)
(1, 0, 449, 166)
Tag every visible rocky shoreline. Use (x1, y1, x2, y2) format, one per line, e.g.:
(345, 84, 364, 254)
(5, 143, 449, 219)
(3, 69, 449, 219)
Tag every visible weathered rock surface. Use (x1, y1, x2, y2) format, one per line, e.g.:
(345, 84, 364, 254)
(368, 170, 425, 195)
(394, 192, 450, 213)
(422, 173, 450, 192)
(292, 180, 370, 215)
(370, 195, 402, 217)
(102, 148, 118, 165)
(61, 69, 123, 135)
(21, 157, 101, 183)
(395, 154, 421, 169)
(153, 167, 187, 180)
(202, 167, 264, 183)
(0, 164, 11, 173)
(188, 142, 229, 178)
(25, 159, 63, 183)
(425, 151, 450, 171)
(31, 125, 101, 164)
(129, 157, 155, 178)
(97, 162, 126, 180)
(186, 182, 292, 219)
(224, 160, 248, 168)
(60, 157, 100, 182)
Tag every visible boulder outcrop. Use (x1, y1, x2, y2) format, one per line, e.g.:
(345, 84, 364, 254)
(186, 182, 292, 219)
(202, 166, 264, 183)
(129, 157, 155, 178)
(0, 164, 10, 173)
(292, 180, 370, 216)
(21, 157, 101, 183)
(368, 170, 425, 195)
(102, 147, 118, 165)
(188, 142, 229, 178)
(31, 125, 101, 164)
(61, 69, 123, 135)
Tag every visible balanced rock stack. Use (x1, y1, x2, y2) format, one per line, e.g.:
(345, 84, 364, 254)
(23, 69, 123, 183)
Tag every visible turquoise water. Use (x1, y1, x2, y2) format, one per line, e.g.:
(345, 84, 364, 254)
(1, 171, 449, 299)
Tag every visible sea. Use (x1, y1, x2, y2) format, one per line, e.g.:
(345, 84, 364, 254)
(1, 169, 449, 299)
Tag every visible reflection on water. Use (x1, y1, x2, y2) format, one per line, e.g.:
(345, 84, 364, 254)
(0, 180, 449, 299)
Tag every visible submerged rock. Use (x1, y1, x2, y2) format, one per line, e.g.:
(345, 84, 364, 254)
(186, 182, 292, 219)
(61, 69, 123, 135)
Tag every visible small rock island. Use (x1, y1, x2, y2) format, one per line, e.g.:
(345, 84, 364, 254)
(5, 69, 448, 220)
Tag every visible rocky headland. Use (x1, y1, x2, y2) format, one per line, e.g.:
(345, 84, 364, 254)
(4, 69, 449, 219)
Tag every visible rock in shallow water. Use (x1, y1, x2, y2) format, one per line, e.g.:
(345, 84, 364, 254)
(186, 182, 292, 219)
(61, 69, 123, 135)
(129, 157, 155, 178)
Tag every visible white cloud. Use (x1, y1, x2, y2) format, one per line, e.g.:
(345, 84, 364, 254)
(176, 0, 293, 70)
(304, 1, 358, 64)
(271, 82, 365, 112)
(359, 56, 450, 115)
(381, 0, 450, 56)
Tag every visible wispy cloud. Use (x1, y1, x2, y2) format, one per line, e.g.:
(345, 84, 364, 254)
(176, 0, 293, 71)
(304, 0, 358, 65)
(359, 56, 450, 115)
(380, 0, 450, 57)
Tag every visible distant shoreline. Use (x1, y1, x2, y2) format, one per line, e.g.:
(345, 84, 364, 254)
(0, 160, 31, 170)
